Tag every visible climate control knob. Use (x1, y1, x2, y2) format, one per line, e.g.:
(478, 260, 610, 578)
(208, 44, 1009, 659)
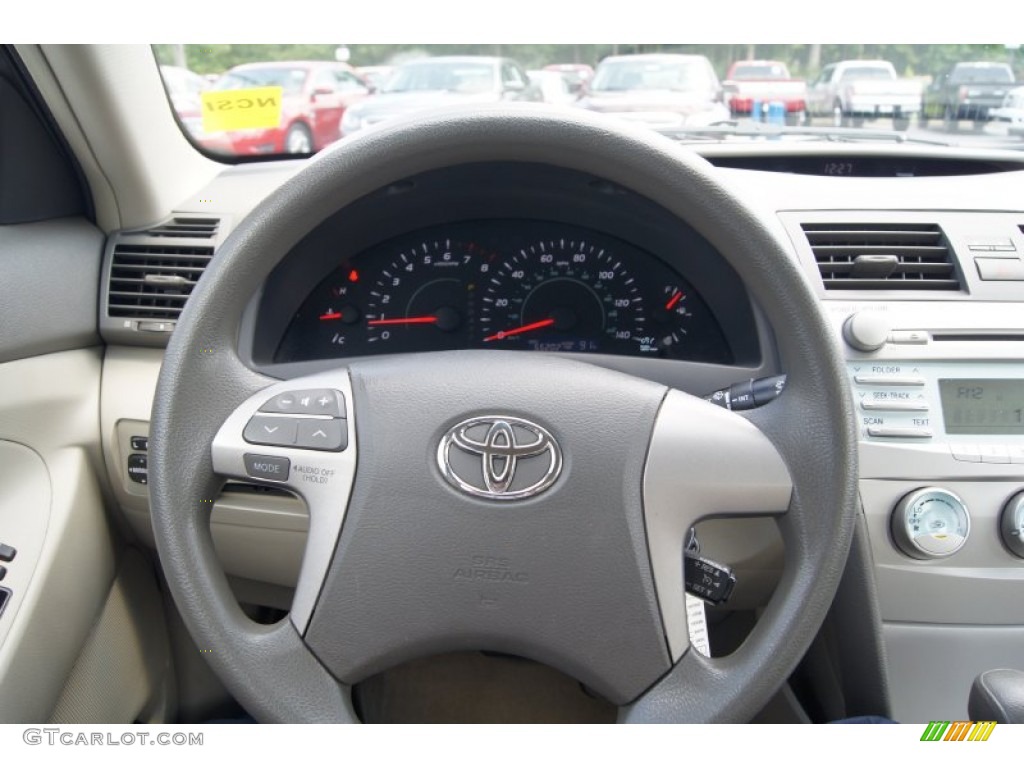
(891, 487, 970, 560)
(1000, 491, 1024, 559)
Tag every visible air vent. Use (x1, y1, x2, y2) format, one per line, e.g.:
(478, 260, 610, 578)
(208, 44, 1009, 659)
(137, 216, 220, 239)
(802, 223, 961, 291)
(107, 243, 213, 319)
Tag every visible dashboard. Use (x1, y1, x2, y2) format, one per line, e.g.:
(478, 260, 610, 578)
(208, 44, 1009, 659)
(93, 143, 1024, 724)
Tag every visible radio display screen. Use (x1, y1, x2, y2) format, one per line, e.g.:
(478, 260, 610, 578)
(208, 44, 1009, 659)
(939, 379, 1024, 435)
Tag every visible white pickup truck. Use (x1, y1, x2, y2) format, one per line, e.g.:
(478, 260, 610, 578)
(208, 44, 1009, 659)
(807, 60, 922, 129)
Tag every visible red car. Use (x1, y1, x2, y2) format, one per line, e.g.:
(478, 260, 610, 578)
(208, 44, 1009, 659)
(723, 60, 807, 123)
(201, 61, 373, 156)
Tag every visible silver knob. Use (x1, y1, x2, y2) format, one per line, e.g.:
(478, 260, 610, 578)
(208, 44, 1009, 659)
(891, 487, 970, 560)
(1000, 491, 1024, 559)
(843, 311, 892, 352)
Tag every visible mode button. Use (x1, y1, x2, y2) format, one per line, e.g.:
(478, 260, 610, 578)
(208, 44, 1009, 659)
(243, 454, 291, 482)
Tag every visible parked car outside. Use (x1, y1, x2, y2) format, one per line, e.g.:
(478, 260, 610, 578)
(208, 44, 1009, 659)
(806, 59, 922, 130)
(543, 63, 594, 94)
(357, 65, 394, 90)
(340, 56, 541, 136)
(990, 85, 1024, 137)
(198, 60, 373, 156)
(722, 60, 807, 125)
(159, 64, 206, 136)
(923, 62, 1016, 127)
(528, 69, 577, 105)
(576, 54, 728, 129)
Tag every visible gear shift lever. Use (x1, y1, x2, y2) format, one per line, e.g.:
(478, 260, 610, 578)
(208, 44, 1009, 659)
(969, 669, 1024, 724)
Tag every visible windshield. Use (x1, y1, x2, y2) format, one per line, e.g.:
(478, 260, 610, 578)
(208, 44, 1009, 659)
(214, 66, 308, 96)
(382, 61, 496, 93)
(153, 44, 1024, 159)
(839, 66, 893, 81)
(731, 63, 789, 79)
(950, 64, 1015, 83)
(590, 59, 701, 91)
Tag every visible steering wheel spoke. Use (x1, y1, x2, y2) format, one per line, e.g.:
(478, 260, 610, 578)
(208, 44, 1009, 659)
(211, 370, 358, 632)
(643, 389, 792, 661)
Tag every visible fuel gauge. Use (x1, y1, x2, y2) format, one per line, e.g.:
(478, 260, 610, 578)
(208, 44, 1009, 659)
(650, 285, 694, 356)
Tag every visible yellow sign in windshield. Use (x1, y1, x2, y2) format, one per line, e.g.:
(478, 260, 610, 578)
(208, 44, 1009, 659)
(201, 87, 283, 133)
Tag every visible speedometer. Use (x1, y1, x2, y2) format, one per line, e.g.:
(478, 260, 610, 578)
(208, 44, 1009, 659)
(481, 238, 646, 355)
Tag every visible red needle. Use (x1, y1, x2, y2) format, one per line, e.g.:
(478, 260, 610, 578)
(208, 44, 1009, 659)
(366, 315, 438, 326)
(483, 317, 555, 342)
(319, 311, 343, 321)
(665, 291, 684, 310)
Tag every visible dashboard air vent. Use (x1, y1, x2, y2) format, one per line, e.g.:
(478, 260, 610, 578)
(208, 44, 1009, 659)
(107, 243, 213, 319)
(802, 223, 960, 291)
(138, 216, 220, 238)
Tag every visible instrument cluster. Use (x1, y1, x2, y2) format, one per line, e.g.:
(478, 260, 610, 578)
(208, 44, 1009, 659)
(275, 220, 733, 364)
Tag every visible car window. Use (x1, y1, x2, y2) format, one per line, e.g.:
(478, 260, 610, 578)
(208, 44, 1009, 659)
(382, 60, 496, 94)
(731, 63, 788, 79)
(154, 45, 1024, 160)
(312, 69, 337, 92)
(333, 69, 369, 92)
(590, 60, 701, 91)
(501, 62, 526, 89)
(950, 64, 1014, 84)
(215, 66, 307, 96)
(813, 64, 835, 85)
(838, 66, 893, 81)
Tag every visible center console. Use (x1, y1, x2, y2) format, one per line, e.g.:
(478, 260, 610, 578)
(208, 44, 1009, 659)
(825, 301, 1024, 722)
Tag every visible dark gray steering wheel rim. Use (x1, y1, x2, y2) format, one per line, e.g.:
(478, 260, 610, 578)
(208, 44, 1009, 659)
(149, 104, 858, 724)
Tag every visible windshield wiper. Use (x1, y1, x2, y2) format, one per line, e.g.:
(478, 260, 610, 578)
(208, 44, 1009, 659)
(656, 123, 952, 146)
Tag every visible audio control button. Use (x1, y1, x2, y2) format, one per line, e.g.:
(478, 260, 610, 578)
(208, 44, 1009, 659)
(861, 397, 929, 412)
(950, 444, 981, 462)
(853, 375, 925, 387)
(889, 330, 929, 345)
(867, 427, 933, 438)
(978, 445, 1010, 464)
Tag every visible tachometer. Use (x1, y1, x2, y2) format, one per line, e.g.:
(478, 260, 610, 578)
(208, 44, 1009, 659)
(275, 235, 493, 360)
(362, 238, 488, 352)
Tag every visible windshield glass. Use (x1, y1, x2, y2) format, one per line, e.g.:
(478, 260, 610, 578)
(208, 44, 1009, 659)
(839, 66, 893, 81)
(950, 64, 1015, 83)
(382, 60, 496, 93)
(590, 59, 700, 91)
(153, 44, 1024, 159)
(731, 63, 788, 79)
(212, 66, 309, 96)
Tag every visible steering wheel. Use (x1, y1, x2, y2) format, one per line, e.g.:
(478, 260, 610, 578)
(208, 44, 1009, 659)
(149, 106, 858, 723)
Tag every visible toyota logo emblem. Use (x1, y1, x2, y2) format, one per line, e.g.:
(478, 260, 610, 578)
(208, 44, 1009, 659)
(437, 416, 562, 500)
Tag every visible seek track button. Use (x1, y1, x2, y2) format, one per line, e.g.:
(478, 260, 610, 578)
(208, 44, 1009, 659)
(296, 419, 346, 451)
(243, 415, 298, 447)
